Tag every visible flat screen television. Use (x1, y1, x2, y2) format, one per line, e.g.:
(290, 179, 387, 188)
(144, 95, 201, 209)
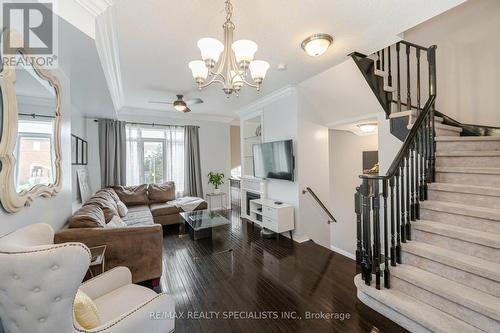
(253, 139, 294, 181)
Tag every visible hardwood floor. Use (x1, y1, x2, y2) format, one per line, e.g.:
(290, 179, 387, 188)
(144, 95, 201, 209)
(160, 209, 406, 333)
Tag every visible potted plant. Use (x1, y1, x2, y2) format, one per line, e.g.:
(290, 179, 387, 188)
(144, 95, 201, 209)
(208, 172, 224, 194)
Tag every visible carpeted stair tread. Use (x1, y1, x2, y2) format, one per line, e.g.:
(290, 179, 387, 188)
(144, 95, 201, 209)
(403, 241, 500, 283)
(436, 150, 500, 157)
(436, 136, 500, 142)
(428, 183, 500, 196)
(414, 220, 500, 249)
(391, 265, 500, 322)
(436, 166, 500, 174)
(420, 200, 500, 221)
(354, 274, 483, 333)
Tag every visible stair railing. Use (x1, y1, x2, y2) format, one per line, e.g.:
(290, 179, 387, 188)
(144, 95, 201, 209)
(303, 187, 337, 224)
(355, 43, 437, 290)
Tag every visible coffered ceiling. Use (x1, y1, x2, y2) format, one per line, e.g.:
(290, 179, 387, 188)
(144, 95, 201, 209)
(62, 0, 467, 122)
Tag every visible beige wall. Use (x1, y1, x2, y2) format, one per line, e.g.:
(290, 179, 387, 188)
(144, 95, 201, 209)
(405, 0, 500, 126)
(329, 130, 378, 258)
(230, 125, 241, 170)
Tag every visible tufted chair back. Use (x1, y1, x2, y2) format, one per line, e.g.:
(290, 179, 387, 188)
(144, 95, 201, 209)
(0, 223, 91, 333)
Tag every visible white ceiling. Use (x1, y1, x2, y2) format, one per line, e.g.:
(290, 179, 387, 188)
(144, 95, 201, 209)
(107, 0, 465, 121)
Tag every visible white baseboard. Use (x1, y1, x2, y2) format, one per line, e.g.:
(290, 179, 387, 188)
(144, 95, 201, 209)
(290, 235, 310, 243)
(330, 245, 356, 260)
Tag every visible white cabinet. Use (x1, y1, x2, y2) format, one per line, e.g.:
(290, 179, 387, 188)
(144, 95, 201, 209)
(248, 198, 294, 238)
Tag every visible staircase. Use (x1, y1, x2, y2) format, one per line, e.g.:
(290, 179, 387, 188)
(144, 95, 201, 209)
(353, 41, 500, 333)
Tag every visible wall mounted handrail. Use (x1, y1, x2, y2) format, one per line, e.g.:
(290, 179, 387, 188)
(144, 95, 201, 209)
(302, 187, 337, 224)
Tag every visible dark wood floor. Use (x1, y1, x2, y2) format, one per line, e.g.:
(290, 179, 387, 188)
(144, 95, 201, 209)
(160, 209, 406, 333)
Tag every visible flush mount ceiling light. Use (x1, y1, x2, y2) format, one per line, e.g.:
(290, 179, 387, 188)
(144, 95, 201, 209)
(357, 123, 378, 133)
(301, 33, 334, 57)
(188, 0, 270, 97)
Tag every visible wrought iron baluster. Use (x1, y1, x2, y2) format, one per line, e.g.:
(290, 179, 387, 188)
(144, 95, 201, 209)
(396, 42, 401, 113)
(405, 154, 412, 240)
(389, 177, 396, 266)
(410, 142, 416, 222)
(355, 187, 362, 265)
(406, 44, 412, 111)
(416, 48, 421, 112)
(400, 164, 406, 243)
(372, 180, 381, 290)
(382, 179, 390, 288)
(361, 179, 372, 285)
(395, 170, 402, 263)
(387, 46, 392, 87)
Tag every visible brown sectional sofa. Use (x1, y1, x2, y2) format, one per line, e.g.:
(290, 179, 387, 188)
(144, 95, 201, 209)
(55, 182, 207, 283)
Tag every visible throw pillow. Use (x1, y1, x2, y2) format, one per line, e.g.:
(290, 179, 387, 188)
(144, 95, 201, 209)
(116, 200, 128, 217)
(69, 205, 106, 228)
(106, 215, 127, 228)
(74, 289, 101, 329)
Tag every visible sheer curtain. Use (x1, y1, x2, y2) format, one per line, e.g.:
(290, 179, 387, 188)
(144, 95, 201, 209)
(126, 124, 184, 196)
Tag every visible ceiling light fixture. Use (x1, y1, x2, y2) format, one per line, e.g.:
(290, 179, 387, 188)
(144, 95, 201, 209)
(301, 33, 334, 57)
(357, 123, 378, 133)
(188, 0, 270, 97)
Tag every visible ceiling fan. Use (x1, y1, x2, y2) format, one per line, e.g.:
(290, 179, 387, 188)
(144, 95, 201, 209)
(148, 94, 203, 113)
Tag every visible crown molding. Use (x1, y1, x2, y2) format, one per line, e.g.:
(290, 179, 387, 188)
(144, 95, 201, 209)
(75, 0, 114, 17)
(237, 84, 297, 118)
(119, 107, 235, 124)
(95, 8, 123, 115)
(327, 112, 379, 136)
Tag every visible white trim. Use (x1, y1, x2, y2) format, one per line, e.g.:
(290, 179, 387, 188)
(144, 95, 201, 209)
(237, 85, 296, 118)
(330, 245, 356, 260)
(292, 235, 310, 243)
(326, 112, 380, 129)
(118, 107, 235, 124)
(95, 8, 124, 115)
(75, 0, 113, 17)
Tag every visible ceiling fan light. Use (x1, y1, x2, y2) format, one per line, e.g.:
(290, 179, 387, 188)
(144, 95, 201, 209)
(249, 60, 270, 84)
(174, 104, 187, 112)
(197, 38, 224, 65)
(188, 60, 208, 83)
(232, 40, 258, 67)
(301, 34, 333, 57)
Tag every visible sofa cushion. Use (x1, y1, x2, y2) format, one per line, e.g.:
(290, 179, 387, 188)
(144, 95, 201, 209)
(113, 185, 149, 206)
(69, 205, 106, 228)
(150, 202, 182, 217)
(122, 205, 154, 226)
(84, 195, 118, 223)
(148, 182, 176, 204)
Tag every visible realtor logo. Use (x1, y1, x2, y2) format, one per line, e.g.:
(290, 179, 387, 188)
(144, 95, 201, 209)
(1, 0, 58, 68)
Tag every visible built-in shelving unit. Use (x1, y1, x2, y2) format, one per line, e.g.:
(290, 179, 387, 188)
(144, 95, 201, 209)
(241, 115, 262, 177)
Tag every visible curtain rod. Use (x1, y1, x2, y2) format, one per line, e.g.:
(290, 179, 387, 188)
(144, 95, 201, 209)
(19, 113, 56, 119)
(93, 119, 199, 129)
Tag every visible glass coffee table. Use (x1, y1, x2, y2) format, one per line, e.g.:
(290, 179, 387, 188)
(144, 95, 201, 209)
(180, 210, 231, 241)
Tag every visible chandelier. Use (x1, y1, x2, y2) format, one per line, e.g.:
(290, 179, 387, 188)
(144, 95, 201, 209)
(188, 0, 270, 96)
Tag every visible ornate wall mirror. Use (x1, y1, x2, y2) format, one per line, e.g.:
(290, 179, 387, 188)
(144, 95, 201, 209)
(0, 31, 62, 213)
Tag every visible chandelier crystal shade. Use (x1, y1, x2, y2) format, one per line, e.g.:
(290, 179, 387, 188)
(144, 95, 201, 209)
(188, 0, 270, 96)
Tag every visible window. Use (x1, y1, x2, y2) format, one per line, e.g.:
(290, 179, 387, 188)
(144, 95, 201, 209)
(126, 125, 184, 196)
(15, 119, 55, 192)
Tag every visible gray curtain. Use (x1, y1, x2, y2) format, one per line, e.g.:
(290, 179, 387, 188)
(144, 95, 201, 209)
(184, 126, 203, 197)
(98, 119, 126, 187)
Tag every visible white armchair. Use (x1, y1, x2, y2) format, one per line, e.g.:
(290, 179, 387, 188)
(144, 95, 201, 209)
(0, 223, 175, 333)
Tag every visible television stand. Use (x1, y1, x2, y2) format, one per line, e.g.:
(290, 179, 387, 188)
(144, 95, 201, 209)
(248, 198, 294, 240)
